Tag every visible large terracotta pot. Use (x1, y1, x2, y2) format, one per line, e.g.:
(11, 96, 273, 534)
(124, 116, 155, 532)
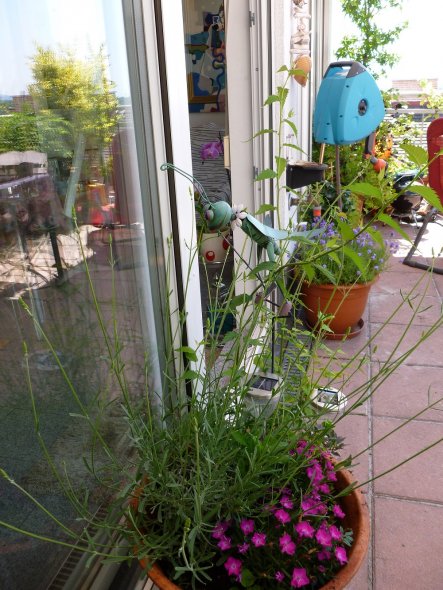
(301, 281, 374, 339)
(140, 467, 369, 590)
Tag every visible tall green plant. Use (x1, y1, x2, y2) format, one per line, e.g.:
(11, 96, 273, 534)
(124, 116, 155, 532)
(335, 0, 408, 79)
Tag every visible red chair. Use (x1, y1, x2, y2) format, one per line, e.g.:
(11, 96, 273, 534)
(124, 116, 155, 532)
(403, 118, 443, 273)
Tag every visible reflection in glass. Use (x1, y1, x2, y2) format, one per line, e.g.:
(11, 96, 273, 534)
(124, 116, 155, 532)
(0, 1, 160, 587)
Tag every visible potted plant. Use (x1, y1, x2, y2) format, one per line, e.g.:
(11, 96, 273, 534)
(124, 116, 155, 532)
(2, 65, 443, 590)
(293, 217, 398, 338)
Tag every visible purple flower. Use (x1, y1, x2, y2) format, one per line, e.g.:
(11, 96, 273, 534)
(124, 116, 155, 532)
(315, 525, 332, 547)
(291, 567, 310, 588)
(326, 470, 337, 482)
(217, 535, 232, 551)
(240, 518, 255, 536)
(306, 460, 324, 483)
(318, 483, 330, 494)
(295, 521, 315, 538)
(317, 550, 331, 562)
(200, 140, 223, 161)
(335, 546, 348, 565)
(275, 509, 291, 524)
(212, 521, 229, 539)
(275, 571, 285, 582)
(330, 525, 342, 541)
(238, 542, 249, 554)
(251, 532, 267, 547)
(224, 556, 242, 579)
(280, 495, 294, 510)
(333, 504, 345, 519)
(279, 532, 296, 556)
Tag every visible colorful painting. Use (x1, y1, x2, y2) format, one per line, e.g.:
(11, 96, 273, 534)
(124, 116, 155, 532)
(184, 0, 226, 113)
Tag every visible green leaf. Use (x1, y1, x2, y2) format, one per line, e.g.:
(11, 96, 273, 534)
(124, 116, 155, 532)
(241, 568, 256, 587)
(346, 182, 382, 198)
(282, 142, 303, 152)
(301, 262, 315, 282)
(408, 184, 443, 212)
(177, 346, 198, 362)
(377, 213, 411, 242)
(313, 263, 336, 284)
(343, 245, 366, 274)
(277, 64, 288, 73)
(254, 203, 277, 216)
(336, 218, 355, 242)
(255, 168, 277, 181)
(249, 261, 277, 276)
(222, 331, 237, 343)
(263, 94, 279, 106)
(275, 156, 287, 179)
(277, 86, 289, 105)
(251, 128, 276, 139)
(401, 143, 428, 167)
(182, 370, 200, 380)
(283, 118, 298, 138)
(228, 294, 253, 309)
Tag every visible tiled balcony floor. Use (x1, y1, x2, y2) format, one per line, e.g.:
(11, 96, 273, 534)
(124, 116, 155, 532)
(318, 218, 443, 589)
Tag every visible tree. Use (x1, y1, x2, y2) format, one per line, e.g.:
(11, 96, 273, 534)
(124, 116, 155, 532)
(335, 0, 408, 79)
(28, 46, 121, 160)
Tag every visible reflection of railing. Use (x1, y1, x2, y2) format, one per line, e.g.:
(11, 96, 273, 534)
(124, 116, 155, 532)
(385, 108, 443, 154)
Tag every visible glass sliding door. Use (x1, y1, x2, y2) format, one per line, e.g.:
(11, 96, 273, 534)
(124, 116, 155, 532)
(0, 1, 167, 587)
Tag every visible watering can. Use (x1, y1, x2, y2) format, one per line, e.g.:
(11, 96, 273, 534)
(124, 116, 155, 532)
(313, 61, 385, 146)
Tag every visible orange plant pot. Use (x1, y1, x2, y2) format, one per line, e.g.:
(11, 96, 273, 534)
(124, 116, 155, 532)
(301, 281, 373, 339)
(139, 468, 369, 590)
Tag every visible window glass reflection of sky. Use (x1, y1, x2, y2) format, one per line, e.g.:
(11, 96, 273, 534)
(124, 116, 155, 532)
(0, 0, 130, 98)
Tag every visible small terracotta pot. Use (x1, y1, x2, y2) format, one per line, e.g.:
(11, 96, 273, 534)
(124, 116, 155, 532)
(301, 281, 373, 338)
(140, 467, 369, 590)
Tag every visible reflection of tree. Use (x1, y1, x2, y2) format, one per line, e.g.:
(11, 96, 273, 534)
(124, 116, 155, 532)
(27, 46, 121, 179)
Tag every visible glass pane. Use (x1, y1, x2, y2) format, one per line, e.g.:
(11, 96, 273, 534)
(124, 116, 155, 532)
(0, 1, 162, 587)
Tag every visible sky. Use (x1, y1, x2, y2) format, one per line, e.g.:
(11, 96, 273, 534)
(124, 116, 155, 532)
(330, 0, 443, 90)
(0, 0, 130, 98)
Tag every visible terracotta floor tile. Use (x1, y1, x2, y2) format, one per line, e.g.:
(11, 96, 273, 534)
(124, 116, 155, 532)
(369, 292, 442, 325)
(334, 414, 370, 491)
(372, 417, 443, 502)
(369, 323, 443, 366)
(371, 364, 443, 422)
(372, 269, 438, 296)
(374, 497, 443, 590)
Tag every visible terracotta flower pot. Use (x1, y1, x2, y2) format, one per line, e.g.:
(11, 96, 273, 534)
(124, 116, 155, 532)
(301, 281, 374, 339)
(140, 467, 369, 590)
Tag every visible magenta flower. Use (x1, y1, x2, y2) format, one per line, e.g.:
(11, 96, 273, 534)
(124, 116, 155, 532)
(217, 535, 232, 551)
(330, 525, 342, 541)
(212, 521, 229, 540)
(335, 546, 348, 565)
(327, 469, 337, 482)
(315, 526, 332, 547)
(224, 556, 242, 579)
(307, 461, 324, 483)
(240, 518, 255, 536)
(251, 532, 267, 547)
(279, 532, 296, 556)
(317, 550, 331, 562)
(333, 504, 345, 519)
(200, 140, 223, 161)
(275, 571, 285, 582)
(275, 509, 291, 524)
(295, 521, 315, 539)
(318, 483, 330, 494)
(291, 567, 310, 587)
(237, 542, 249, 554)
(280, 496, 294, 510)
